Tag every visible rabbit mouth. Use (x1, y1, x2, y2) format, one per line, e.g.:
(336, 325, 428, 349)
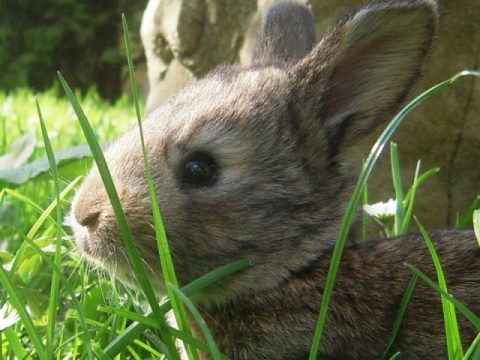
(69, 214, 129, 272)
(67, 209, 168, 295)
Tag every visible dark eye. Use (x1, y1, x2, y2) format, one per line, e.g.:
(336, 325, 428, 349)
(180, 152, 218, 187)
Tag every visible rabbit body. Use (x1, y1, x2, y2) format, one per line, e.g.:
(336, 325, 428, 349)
(70, 0, 480, 358)
(197, 229, 479, 359)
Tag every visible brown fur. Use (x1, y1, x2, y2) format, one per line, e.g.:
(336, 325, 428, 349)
(198, 229, 479, 359)
(70, 0, 480, 358)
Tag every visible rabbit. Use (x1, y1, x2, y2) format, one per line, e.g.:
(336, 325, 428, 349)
(69, 0, 480, 359)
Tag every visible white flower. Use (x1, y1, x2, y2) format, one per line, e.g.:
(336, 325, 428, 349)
(0, 303, 20, 331)
(363, 199, 397, 220)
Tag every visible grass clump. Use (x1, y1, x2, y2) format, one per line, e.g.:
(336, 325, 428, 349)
(0, 88, 141, 359)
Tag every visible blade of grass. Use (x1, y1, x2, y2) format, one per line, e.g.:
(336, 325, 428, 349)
(2, 327, 33, 360)
(123, 14, 198, 359)
(463, 333, 480, 360)
(403, 167, 440, 204)
(458, 197, 480, 228)
(5, 179, 80, 283)
(415, 218, 463, 359)
(403, 165, 439, 233)
(36, 98, 63, 360)
(103, 259, 249, 357)
(404, 263, 480, 329)
(362, 170, 369, 241)
(390, 142, 405, 235)
(58, 72, 179, 359)
(122, 14, 142, 125)
(309, 70, 477, 359)
(400, 160, 420, 234)
(20, 234, 94, 358)
(169, 284, 224, 360)
(0, 266, 47, 359)
(0, 189, 44, 214)
(379, 274, 418, 360)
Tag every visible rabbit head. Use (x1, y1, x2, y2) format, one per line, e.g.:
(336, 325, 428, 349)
(70, 0, 439, 305)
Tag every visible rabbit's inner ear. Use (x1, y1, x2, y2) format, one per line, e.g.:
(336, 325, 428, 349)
(252, 2, 316, 66)
(291, 1, 438, 153)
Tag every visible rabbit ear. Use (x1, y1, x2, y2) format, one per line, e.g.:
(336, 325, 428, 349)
(291, 0, 439, 153)
(252, 2, 316, 66)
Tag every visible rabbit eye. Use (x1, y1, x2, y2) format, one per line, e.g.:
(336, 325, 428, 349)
(180, 152, 218, 187)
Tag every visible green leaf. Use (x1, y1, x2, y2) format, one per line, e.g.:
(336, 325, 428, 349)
(2, 327, 33, 360)
(379, 274, 418, 360)
(169, 284, 224, 360)
(0, 144, 95, 188)
(0, 130, 36, 170)
(0, 250, 14, 263)
(404, 263, 480, 330)
(390, 142, 405, 235)
(463, 333, 480, 360)
(415, 218, 463, 359)
(0, 265, 47, 359)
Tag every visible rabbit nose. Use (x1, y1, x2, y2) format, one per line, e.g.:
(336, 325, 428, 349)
(76, 208, 101, 231)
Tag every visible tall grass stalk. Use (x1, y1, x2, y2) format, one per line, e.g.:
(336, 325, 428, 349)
(390, 143, 405, 235)
(58, 72, 180, 358)
(308, 70, 480, 359)
(415, 218, 463, 359)
(0, 178, 85, 358)
(403, 264, 480, 348)
(405, 262, 480, 360)
(123, 14, 198, 359)
(458, 197, 480, 228)
(378, 273, 418, 360)
(0, 264, 47, 359)
(401, 163, 439, 234)
(103, 260, 249, 357)
(36, 98, 64, 359)
(169, 284, 225, 360)
(389, 146, 439, 237)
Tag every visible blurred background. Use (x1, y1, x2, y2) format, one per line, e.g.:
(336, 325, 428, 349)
(0, 0, 147, 102)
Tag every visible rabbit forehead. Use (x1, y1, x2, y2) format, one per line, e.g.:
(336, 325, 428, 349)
(137, 67, 292, 165)
(146, 66, 289, 134)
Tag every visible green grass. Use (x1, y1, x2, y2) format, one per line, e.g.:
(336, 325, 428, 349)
(0, 88, 142, 359)
(1, 34, 479, 360)
(0, 88, 137, 253)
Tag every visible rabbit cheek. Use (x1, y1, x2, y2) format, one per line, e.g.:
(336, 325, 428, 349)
(70, 169, 166, 292)
(72, 202, 167, 293)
